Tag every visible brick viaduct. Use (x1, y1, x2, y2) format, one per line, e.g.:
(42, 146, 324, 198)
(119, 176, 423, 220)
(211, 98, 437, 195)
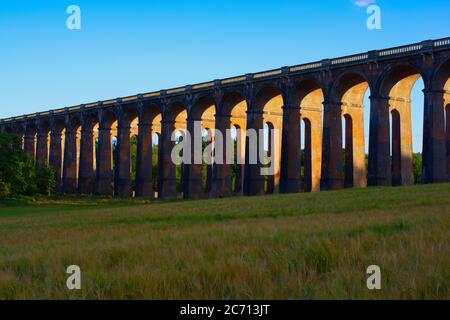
(1, 38, 449, 199)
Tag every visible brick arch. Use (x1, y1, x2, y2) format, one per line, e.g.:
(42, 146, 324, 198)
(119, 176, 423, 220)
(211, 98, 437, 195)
(75, 112, 100, 195)
(331, 71, 370, 105)
(191, 94, 216, 129)
(185, 95, 216, 198)
(163, 100, 187, 128)
(66, 114, 82, 132)
(446, 103, 450, 180)
(291, 78, 324, 109)
(320, 72, 370, 191)
(191, 94, 215, 116)
(431, 57, 450, 91)
(14, 124, 25, 135)
(288, 79, 324, 193)
(254, 84, 283, 113)
(62, 115, 82, 194)
(378, 63, 425, 186)
(23, 122, 37, 159)
(99, 109, 118, 128)
(212, 91, 247, 198)
(140, 102, 163, 126)
(51, 118, 65, 134)
(333, 72, 369, 189)
(91, 110, 117, 196)
(157, 100, 187, 199)
(252, 85, 284, 195)
(378, 63, 426, 98)
(81, 112, 99, 130)
(220, 91, 247, 116)
(36, 119, 51, 164)
(119, 105, 139, 128)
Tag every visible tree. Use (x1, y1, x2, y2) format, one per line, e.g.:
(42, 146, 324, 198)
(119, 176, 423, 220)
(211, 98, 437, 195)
(412, 153, 422, 184)
(35, 162, 56, 195)
(0, 132, 56, 198)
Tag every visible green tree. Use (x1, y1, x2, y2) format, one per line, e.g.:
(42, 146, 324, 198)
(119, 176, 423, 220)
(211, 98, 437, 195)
(413, 153, 422, 184)
(35, 162, 56, 195)
(0, 132, 56, 198)
(0, 132, 28, 195)
(0, 180, 10, 199)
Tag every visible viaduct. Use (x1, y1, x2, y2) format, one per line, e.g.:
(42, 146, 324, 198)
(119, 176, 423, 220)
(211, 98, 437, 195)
(1, 38, 449, 199)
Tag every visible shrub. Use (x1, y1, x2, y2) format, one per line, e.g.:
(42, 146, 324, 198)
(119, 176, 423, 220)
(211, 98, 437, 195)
(0, 180, 10, 199)
(0, 132, 56, 198)
(35, 162, 56, 195)
(413, 153, 422, 184)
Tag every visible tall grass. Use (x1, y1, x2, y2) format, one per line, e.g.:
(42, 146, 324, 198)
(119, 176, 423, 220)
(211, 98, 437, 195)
(0, 184, 448, 299)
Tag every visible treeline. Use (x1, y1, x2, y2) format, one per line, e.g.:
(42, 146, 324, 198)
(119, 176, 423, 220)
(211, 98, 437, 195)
(0, 132, 55, 199)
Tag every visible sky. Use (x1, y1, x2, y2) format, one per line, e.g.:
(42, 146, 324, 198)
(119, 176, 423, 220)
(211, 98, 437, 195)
(1, 0, 449, 152)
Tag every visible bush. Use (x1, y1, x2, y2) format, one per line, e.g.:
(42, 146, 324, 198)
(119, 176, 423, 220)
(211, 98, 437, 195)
(413, 153, 422, 184)
(35, 162, 56, 195)
(0, 132, 56, 198)
(0, 180, 10, 199)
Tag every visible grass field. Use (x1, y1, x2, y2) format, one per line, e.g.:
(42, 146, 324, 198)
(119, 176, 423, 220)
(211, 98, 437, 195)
(0, 184, 449, 300)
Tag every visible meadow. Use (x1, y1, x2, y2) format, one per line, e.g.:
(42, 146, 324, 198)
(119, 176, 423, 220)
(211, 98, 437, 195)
(0, 184, 448, 300)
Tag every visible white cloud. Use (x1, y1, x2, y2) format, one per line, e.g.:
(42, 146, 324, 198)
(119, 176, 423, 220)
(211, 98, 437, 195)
(354, 0, 377, 7)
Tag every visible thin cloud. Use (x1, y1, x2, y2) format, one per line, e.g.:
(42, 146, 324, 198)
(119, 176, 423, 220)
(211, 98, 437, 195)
(354, 0, 377, 7)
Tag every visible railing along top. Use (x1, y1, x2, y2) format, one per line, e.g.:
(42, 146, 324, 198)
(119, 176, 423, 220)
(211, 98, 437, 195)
(2, 37, 450, 124)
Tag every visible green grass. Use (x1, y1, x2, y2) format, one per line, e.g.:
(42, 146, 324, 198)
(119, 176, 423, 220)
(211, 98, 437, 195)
(0, 184, 449, 299)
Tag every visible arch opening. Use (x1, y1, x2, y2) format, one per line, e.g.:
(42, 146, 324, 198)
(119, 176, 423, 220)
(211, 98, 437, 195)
(223, 92, 247, 196)
(342, 114, 354, 188)
(256, 86, 283, 195)
(293, 80, 324, 192)
(380, 64, 425, 185)
(334, 72, 369, 189)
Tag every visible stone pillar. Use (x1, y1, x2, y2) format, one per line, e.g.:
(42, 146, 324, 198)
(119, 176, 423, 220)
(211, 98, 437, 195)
(212, 114, 233, 198)
(95, 126, 113, 196)
(114, 123, 132, 197)
(391, 110, 402, 186)
(158, 120, 178, 198)
(234, 120, 246, 195)
(446, 105, 450, 181)
(36, 126, 49, 164)
(49, 129, 63, 193)
(62, 127, 78, 194)
(301, 108, 323, 192)
(422, 90, 447, 183)
(347, 105, 367, 188)
(135, 121, 153, 198)
(244, 110, 264, 196)
(368, 96, 391, 186)
(343, 115, 354, 188)
(78, 123, 95, 194)
(320, 101, 343, 190)
(303, 119, 312, 191)
(23, 127, 36, 159)
(280, 105, 301, 193)
(389, 98, 414, 186)
(183, 117, 203, 199)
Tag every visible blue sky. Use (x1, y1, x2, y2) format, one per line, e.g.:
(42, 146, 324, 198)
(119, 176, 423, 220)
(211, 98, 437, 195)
(1, 0, 449, 151)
